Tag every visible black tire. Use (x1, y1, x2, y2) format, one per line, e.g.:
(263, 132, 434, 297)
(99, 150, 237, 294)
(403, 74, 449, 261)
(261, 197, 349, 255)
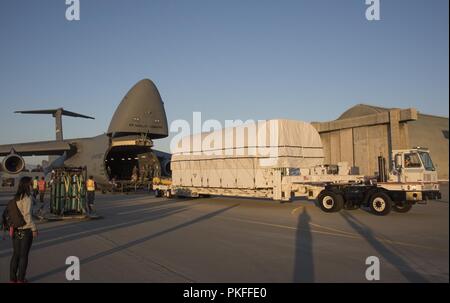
(369, 192, 392, 216)
(393, 201, 413, 213)
(317, 190, 344, 213)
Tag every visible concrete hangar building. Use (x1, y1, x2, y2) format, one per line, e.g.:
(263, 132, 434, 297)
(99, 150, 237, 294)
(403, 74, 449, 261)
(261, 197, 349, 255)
(311, 104, 449, 180)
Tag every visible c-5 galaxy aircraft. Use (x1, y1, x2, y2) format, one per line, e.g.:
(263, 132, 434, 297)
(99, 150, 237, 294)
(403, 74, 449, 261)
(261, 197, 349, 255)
(0, 79, 171, 191)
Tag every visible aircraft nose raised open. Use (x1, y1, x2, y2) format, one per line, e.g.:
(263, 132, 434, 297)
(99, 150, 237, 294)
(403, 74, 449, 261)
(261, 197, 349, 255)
(107, 79, 169, 139)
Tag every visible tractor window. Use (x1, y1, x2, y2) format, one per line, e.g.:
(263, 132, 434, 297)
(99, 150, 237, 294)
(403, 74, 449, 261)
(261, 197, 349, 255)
(404, 153, 422, 168)
(419, 152, 435, 171)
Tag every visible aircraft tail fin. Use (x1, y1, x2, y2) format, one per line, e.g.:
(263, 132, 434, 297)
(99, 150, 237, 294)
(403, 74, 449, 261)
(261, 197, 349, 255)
(15, 108, 95, 140)
(15, 108, 95, 119)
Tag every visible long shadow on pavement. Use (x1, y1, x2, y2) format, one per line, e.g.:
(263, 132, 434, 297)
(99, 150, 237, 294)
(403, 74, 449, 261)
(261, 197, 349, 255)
(0, 203, 192, 258)
(292, 208, 314, 282)
(340, 211, 429, 282)
(29, 203, 240, 282)
(34, 197, 189, 234)
(1, 194, 165, 234)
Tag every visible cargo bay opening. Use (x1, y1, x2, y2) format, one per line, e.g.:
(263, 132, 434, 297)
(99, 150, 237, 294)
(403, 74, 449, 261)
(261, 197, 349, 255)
(104, 145, 160, 182)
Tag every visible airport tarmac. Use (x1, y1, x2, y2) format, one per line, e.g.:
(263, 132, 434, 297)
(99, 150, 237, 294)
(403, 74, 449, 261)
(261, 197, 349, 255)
(0, 184, 448, 283)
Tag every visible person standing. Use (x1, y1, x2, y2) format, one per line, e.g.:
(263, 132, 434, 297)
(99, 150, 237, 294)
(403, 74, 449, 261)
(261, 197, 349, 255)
(86, 176, 96, 214)
(37, 177, 46, 213)
(32, 177, 39, 204)
(132, 165, 139, 178)
(131, 165, 139, 191)
(10, 176, 38, 283)
(140, 165, 147, 183)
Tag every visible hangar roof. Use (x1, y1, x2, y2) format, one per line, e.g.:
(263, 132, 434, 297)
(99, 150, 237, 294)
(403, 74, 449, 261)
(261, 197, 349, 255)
(338, 104, 448, 120)
(338, 104, 392, 120)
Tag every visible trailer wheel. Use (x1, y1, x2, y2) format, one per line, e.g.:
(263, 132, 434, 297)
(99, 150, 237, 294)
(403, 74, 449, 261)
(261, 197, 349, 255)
(317, 190, 344, 213)
(393, 201, 413, 213)
(369, 192, 392, 216)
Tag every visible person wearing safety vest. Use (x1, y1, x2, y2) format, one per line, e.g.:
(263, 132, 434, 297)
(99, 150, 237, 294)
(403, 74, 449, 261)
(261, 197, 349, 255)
(37, 177, 46, 212)
(86, 176, 96, 214)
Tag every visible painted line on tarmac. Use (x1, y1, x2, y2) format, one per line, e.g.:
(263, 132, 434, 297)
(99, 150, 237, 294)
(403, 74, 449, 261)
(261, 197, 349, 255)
(96, 199, 152, 207)
(290, 204, 317, 215)
(221, 216, 359, 239)
(116, 199, 197, 215)
(308, 222, 365, 237)
(290, 206, 304, 215)
(117, 200, 204, 216)
(116, 202, 174, 215)
(118, 204, 178, 216)
(219, 216, 447, 252)
(96, 197, 166, 211)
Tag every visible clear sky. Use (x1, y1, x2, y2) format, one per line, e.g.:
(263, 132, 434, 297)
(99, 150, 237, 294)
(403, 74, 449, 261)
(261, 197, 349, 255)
(0, 0, 448, 164)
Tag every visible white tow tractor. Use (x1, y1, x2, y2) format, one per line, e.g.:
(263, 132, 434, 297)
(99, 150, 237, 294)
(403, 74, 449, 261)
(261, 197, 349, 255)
(310, 147, 441, 216)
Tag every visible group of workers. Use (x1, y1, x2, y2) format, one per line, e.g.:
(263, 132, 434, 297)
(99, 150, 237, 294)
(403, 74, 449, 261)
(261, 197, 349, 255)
(31, 174, 97, 215)
(130, 164, 155, 191)
(131, 165, 153, 184)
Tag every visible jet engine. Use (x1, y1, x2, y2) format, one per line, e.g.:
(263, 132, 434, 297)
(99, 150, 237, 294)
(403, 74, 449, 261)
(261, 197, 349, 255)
(43, 153, 68, 175)
(160, 158, 171, 177)
(2, 153, 25, 174)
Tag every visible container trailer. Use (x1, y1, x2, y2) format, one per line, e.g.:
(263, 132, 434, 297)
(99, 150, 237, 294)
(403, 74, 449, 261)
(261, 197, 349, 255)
(153, 120, 441, 215)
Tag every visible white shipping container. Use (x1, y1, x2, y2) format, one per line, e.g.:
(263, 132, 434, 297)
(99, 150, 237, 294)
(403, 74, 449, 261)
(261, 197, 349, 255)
(170, 119, 324, 189)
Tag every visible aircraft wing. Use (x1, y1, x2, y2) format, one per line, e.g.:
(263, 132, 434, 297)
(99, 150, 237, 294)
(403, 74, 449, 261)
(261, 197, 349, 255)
(153, 149, 171, 159)
(0, 140, 73, 157)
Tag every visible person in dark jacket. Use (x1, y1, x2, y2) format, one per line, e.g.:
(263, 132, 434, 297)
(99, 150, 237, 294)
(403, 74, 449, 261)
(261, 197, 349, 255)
(10, 176, 38, 283)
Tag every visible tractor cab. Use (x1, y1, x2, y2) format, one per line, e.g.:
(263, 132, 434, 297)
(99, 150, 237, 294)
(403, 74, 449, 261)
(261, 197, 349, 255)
(391, 147, 438, 183)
